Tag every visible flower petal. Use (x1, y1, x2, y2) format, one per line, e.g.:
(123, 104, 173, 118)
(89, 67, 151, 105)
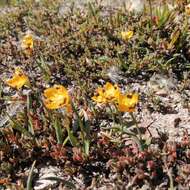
(43, 85, 71, 110)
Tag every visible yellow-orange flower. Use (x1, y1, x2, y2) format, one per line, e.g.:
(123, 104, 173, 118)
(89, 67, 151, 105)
(118, 93, 138, 112)
(21, 34, 34, 55)
(121, 31, 134, 41)
(92, 82, 121, 104)
(6, 68, 30, 90)
(92, 87, 107, 103)
(185, 4, 190, 16)
(43, 85, 71, 110)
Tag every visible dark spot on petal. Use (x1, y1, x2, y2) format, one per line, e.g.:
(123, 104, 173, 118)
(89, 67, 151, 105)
(127, 94, 133, 99)
(55, 86, 61, 90)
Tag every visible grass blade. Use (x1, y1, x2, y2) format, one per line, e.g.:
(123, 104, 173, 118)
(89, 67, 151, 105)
(27, 160, 36, 190)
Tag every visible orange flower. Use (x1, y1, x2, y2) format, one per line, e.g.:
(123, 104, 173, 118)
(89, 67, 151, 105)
(6, 68, 30, 90)
(92, 87, 107, 103)
(92, 82, 121, 104)
(118, 93, 138, 112)
(43, 85, 71, 111)
(21, 34, 34, 55)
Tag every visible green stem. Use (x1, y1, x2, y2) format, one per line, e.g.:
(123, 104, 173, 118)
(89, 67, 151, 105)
(130, 112, 144, 151)
(130, 113, 142, 140)
(27, 160, 36, 190)
(27, 93, 34, 135)
(66, 127, 78, 146)
(71, 103, 89, 156)
(113, 107, 143, 151)
(107, 103, 116, 135)
(117, 107, 125, 132)
(117, 111, 125, 142)
(72, 103, 85, 141)
(107, 103, 116, 123)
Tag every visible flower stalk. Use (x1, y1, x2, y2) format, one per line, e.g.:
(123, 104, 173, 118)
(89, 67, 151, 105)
(53, 115, 63, 144)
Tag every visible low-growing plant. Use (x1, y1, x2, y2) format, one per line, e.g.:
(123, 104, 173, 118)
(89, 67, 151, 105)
(0, 0, 190, 189)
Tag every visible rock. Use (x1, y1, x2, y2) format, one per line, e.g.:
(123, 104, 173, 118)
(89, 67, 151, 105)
(58, 0, 145, 16)
(34, 166, 62, 190)
(126, 0, 145, 12)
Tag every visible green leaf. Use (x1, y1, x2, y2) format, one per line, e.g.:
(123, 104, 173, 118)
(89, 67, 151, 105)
(68, 130, 78, 147)
(54, 117, 63, 144)
(8, 115, 33, 137)
(84, 139, 90, 157)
